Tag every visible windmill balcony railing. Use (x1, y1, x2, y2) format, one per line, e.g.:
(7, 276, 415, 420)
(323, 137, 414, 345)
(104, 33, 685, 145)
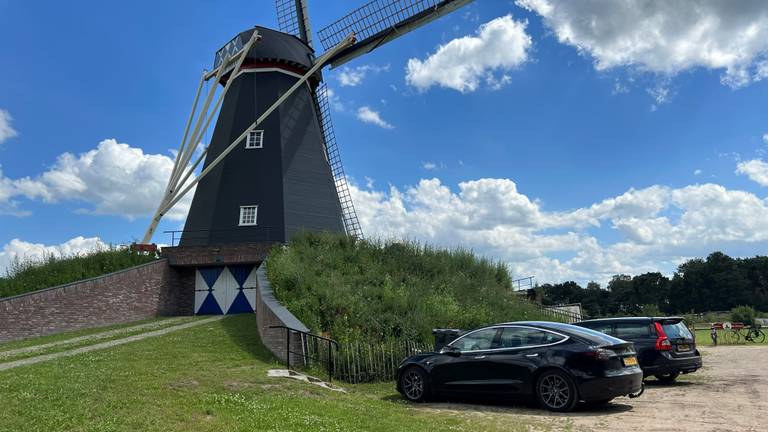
(163, 227, 275, 247)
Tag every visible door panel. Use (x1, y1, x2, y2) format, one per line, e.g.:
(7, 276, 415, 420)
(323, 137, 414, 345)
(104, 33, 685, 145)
(431, 328, 500, 393)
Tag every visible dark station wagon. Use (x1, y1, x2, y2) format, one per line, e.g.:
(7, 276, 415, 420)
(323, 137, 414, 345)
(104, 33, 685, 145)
(576, 317, 702, 383)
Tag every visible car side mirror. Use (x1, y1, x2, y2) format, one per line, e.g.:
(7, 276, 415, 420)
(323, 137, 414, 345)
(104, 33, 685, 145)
(441, 345, 461, 357)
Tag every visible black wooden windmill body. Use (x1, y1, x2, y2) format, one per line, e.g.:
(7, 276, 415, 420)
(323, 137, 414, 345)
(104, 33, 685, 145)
(141, 0, 475, 247)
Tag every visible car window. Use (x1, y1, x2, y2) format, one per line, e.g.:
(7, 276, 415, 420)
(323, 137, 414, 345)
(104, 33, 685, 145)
(544, 323, 626, 345)
(581, 322, 613, 335)
(450, 328, 499, 351)
(499, 327, 565, 348)
(615, 322, 651, 338)
(661, 321, 693, 339)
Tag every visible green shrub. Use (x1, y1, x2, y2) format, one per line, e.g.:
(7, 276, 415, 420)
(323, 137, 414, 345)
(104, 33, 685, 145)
(0, 246, 158, 298)
(267, 231, 553, 344)
(730, 305, 757, 327)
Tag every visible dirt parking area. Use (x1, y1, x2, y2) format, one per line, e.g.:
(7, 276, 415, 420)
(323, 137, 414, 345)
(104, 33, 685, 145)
(417, 345, 768, 432)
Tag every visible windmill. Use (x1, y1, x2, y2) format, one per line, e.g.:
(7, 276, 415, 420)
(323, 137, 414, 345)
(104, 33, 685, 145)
(140, 0, 475, 248)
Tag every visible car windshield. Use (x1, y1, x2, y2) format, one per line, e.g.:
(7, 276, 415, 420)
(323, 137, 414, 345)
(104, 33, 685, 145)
(539, 322, 625, 345)
(661, 320, 693, 339)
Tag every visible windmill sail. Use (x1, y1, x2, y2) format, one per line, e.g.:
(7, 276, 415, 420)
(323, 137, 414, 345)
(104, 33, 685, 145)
(318, 0, 474, 68)
(275, 0, 313, 46)
(313, 84, 364, 238)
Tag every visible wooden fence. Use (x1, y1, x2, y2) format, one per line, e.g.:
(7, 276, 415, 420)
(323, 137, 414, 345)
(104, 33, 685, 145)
(301, 337, 432, 383)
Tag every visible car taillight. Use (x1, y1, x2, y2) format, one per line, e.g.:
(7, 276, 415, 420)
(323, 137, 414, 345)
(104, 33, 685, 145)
(654, 322, 672, 351)
(584, 348, 615, 361)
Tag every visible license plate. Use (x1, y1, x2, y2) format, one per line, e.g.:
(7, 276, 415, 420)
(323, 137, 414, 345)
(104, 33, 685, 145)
(622, 356, 638, 367)
(678, 344, 690, 352)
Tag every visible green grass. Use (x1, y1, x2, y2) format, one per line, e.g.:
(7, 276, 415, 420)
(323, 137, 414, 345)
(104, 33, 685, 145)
(0, 315, 541, 432)
(0, 317, 183, 352)
(267, 232, 553, 344)
(0, 317, 196, 362)
(0, 247, 158, 298)
(694, 328, 768, 346)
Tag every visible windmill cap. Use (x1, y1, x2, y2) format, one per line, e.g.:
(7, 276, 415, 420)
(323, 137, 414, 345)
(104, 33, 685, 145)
(214, 26, 318, 77)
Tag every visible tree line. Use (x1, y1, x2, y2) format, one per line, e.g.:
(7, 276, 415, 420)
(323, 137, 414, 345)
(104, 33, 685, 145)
(528, 252, 768, 317)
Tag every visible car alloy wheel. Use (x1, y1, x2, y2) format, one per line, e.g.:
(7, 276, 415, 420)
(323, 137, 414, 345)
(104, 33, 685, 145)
(537, 371, 577, 412)
(401, 367, 428, 402)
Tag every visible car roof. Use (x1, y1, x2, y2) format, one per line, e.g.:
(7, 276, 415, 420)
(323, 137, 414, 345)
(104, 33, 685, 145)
(576, 316, 684, 323)
(464, 321, 627, 346)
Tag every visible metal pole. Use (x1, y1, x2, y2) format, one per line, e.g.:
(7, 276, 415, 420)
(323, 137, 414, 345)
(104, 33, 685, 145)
(140, 32, 261, 244)
(170, 31, 260, 192)
(286, 329, 291, 370)
(158, 33, 356, 217)
(327, 340, 333, 382)
(168, 71, 206, 187)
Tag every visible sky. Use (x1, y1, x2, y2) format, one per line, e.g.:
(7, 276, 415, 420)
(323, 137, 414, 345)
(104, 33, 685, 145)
(1, 0, 768, 285)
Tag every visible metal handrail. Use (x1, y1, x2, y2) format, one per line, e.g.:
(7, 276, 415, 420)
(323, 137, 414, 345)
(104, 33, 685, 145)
(163, 227, 274, 246)
(269, 325, 340, 382)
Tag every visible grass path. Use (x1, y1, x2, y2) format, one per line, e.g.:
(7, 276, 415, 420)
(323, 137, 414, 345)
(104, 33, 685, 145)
(0, 317, 222, 372)
(0, 317, 191, 360)
(0, 314, 542, 432)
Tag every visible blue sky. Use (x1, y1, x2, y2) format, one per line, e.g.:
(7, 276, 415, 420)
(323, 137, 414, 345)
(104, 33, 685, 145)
(2, 0, 768, 284)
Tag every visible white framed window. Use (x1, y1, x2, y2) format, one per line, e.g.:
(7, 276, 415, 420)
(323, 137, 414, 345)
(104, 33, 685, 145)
(245, 130, 264, 149)
(239, 205, 258, 226)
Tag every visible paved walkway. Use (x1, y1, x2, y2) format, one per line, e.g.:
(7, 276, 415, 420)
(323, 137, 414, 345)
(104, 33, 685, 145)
(0, 316, 223, 372)
(0, 317, 190, 359)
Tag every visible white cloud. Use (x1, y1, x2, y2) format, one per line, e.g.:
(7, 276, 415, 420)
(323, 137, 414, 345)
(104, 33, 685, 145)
(350, 177, 768, 284)
(0, 139, 193, 220)
(324, 87, 345, 112)
(763, 133, 768, 144)
(356, 106, 394, 129)
(694, 169, 703, 176)
(406, 15, 532, 93)
(337, 64, 389, 87)
(0, 236, 107, 276)
(737, 159, 768, 187)
(516, 0, 768, 88)
(422, 162, 437, 170)
(0, 109, 18, 144)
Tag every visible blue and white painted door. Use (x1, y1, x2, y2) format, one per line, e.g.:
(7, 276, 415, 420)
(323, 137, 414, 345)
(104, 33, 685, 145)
(194, 264, 258, 315)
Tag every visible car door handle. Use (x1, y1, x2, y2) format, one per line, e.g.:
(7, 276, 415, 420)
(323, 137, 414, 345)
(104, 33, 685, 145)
(525, 353, 539, 358)
(473, 355, 487, 359)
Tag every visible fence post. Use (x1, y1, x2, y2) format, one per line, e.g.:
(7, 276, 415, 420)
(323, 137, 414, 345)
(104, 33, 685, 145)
(286, 329, 291, 370)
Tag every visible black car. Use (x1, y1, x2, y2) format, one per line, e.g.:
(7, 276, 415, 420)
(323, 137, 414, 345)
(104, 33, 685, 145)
(396, 321, 643, 411)
(576, 317, 702, 383)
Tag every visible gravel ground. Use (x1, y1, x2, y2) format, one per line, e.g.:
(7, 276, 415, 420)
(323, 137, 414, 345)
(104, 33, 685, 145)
(417, 345, 768, 432)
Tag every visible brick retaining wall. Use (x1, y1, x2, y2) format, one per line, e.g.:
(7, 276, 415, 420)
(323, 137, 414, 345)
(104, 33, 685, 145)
(0, 260, 194, 343)
(254, 261, 309, 366)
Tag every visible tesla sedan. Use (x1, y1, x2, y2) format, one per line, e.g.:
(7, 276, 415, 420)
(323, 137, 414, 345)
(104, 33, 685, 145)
(396, 321, 644, 411)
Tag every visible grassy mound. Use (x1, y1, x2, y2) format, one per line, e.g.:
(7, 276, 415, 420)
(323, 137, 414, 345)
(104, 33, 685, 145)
(267, 232, 551, 344)
(0, 247, 157, 298)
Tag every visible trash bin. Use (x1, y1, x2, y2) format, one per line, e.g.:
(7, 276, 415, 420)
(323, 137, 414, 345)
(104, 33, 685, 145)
(432, 328, 465, 351)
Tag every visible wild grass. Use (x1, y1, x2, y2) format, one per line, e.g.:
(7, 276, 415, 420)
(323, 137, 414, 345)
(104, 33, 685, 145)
(267, 231, 552, 344)
(0, 246, 158, 298)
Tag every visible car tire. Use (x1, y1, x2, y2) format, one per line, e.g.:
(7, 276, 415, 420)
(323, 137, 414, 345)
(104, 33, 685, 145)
(654, 372, 680, 384)
(536, 370, 579, 412)
(400, 366, 430, 402)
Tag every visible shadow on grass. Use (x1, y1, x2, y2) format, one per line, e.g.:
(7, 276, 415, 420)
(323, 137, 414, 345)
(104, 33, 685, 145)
(384, 393, 635, 417)
(219, 313, 276, 363)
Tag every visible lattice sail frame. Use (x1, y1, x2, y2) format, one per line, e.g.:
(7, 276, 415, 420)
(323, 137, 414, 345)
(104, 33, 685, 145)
(313, 84, 364, 239)
(275, 0, 313, 46)
(317, 0, 473, 60)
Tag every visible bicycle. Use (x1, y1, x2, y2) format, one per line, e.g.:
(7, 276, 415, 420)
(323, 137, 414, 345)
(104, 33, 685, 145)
(720, 322, 742, 344)
(740, 325, 766, 343)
